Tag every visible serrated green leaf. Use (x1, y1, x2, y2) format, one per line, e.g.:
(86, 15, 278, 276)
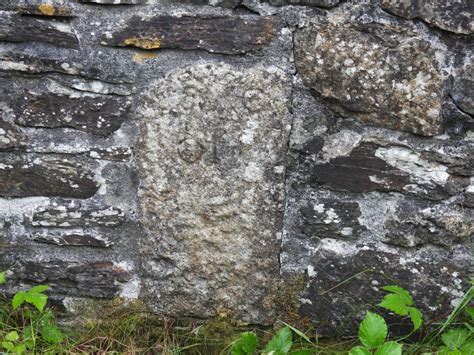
(28, 285, 49, 294)
(349, 346, 371, 355)
(0, 271, 6, 285)
(441, 328, 470, 350)
(241, 332, 258, 354)
(381, 285, 413, 305)
(25, 292, 48, 312)
(1, 341, 14, 352)
(12, 290, 27, 309)
(265, 327, 293, 354)
(359, 311, 387, 348)
(408, 307, 423, 331)
(41, 322, 64, 344)
(379, 294, 409, 316)
(375, 341, 402, 355)
(5, 331, 19, 342)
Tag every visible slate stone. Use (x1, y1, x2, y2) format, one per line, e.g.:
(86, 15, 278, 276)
(12, 91, 131, 136)
(384, 201, 473, 247)
(380, 0, 474, 35)
(266, 0, 339, 7)
(176, 0, 241, 8)
(33, 231, 112, 248)
(311, 144, 466, 201)
(298, 199, 366, 240)
(137, 63, 290, 324)
(0, 154, 98, 198)
(295, 16, 445, 136)
(0, 121, 26, 150)
(101, 15, 275, 54)
(80, 0, 145, 3)
(15, 3, 74, 17)
(14, 260, 131, 298)
(297, 245, 470, 335)
(0, 11, 79, 48)
(31, 205, 125, 228)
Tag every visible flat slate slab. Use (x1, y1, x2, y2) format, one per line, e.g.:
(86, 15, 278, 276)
(100, 15, 275, 54)
(0, 11, 79, 48)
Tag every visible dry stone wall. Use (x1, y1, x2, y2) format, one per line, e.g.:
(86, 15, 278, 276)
(0, 0, 472, 334)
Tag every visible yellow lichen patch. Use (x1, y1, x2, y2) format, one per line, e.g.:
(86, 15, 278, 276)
(132, 52, 158, 63)
(124, 37, 161, 50)
(38, 4, 55, 16)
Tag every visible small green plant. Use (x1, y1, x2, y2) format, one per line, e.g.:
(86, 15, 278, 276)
(230, 325, 314, 355)
(349, 285, 424, 355)
(0, 272, 65, 354)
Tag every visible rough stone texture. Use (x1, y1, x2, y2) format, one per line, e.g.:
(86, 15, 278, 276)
(380, 0, 474, 35)
(267, 0, 339, 7)
(0, 121, 26, 150)
(0, 11, 79, 48)
(0, 154, 98, 198)
(294, 11, 446, 136)
(137, 63, 290, 323)
(0, 0, 472, 334)
(12, 90, 131, 136)
(101, 15, 275, 54)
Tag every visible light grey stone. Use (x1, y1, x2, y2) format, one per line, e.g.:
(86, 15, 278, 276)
(136, 63, 291, 324)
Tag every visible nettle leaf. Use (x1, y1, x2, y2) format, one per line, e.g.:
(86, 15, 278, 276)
(381, 286, 413, 305)
(0, 271, 6, 285)
(441, 328, 470, 350)
(349, 346, 371, 355)
(12, 290, 27, 309)
(41, 322, 64, 344)
(408, 307, 423, 331)
(374, 341, 402, 355)
(28, 285, 49, 294)
(25, 292, 48, 312)
(359, 311, 387, 348)
(5, 331, 19, 342)
(379, 294, 409, 316)
(241, 332, 258, 354)
(265, 327, 293, 354)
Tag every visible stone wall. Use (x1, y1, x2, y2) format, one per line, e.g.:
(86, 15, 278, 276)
(0, 0, 472, 334)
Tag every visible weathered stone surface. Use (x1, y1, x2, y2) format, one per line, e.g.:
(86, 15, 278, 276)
(297, 198, 366, 240)
(15, 3, 74, 17)
(80, 0, 145, 4)
(380, 0, 474, 35)
(0, 154, 98, 198)
(32, 231, 112, 247)
(0, 11, 79, 48)
(4, 259, 131, 298)
(294, 16, 445, 136)
(12, 91, 131, 136)
(101, 15, 275, 54)
(311, 143, 468, 201)
(31, 204, 124, 227)
(0, 121, 26, 150)
(384, 201, 473, 247)
(137, 63, 290, 323)
(177, 0, 242, 8)
(297, 243, 471, 335)
(266, 0, 339, 7)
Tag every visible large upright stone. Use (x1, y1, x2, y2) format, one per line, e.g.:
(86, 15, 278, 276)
(137, 63, 290, 324)
(380, 0, 473, 35)
(295, 16, 445, 136)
